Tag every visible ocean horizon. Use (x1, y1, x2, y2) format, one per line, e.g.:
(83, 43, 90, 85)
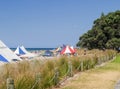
(10, 48, 55, 51)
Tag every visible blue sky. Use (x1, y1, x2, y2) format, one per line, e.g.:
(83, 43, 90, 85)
(0, 0, 120, 48)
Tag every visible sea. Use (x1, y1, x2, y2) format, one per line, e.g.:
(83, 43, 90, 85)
(10, 48, 55, 52)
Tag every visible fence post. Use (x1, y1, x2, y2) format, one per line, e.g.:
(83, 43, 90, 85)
(7, 78, 14, 89)
(84, 49, 87, 55)
(87, 60, 90, 70)
(68, 61, 73, 77)
(81, 61, 83, 71)
(97, 57, 101, 65)
(54, 67, 59, 87)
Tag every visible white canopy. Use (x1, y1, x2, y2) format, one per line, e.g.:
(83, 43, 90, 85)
(14, 45, 36, 58)
(0, 40, 21, 62)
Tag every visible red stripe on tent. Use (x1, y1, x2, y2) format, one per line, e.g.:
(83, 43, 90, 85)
(69, 46, 75, 54)
(60, 45, 75, 54)
(60, 46, 67, 54)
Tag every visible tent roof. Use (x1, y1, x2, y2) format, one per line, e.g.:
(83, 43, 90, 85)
(0, 55, 8, 62)
(14, 46, 26, 55)
(14, 45, 36, 58)
(60, 45, 75, 54)
(0, 40, 21, 62)
(19, 47, 26, 54)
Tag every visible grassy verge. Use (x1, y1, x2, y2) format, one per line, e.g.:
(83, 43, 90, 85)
(60, 55, 120, 89)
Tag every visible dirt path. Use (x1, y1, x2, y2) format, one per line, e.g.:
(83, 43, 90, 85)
(60, 71, 120, 89)
(54, 55, 120, 89)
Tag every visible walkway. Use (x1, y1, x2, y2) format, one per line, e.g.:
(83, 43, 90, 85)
(115, 80, 120, 89)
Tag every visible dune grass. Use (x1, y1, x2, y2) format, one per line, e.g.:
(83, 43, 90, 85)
(60, 55, 120, 89)
(0, 49, 117, 89)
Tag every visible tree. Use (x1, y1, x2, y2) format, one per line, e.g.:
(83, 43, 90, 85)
(77, 10, 120, 50)
(106, 38, 120, 49)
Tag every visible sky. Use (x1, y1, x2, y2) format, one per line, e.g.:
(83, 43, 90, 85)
(0, 0, 120, 48)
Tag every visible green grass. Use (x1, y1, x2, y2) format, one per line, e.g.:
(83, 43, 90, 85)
(112, 55, 120, 63)
(99, 55, 120, 71)
(61, 55, 120, 89)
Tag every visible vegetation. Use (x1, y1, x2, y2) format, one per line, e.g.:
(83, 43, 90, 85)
(77, 10, 120, 50)
(61, 55, 120, 89)
(0, 49, 116, 89)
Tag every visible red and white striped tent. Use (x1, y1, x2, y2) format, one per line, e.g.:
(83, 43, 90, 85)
(60, 45, 76, 54)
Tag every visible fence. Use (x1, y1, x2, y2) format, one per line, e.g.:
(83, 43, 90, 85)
(5, 50, 116, 89)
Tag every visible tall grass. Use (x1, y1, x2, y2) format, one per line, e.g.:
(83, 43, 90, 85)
(0, 49, 117, 89)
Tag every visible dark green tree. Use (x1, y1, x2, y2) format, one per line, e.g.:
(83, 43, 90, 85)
(77, 10, 120, 50)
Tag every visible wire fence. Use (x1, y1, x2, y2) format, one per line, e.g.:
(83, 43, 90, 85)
(6, 52, 116, 89)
